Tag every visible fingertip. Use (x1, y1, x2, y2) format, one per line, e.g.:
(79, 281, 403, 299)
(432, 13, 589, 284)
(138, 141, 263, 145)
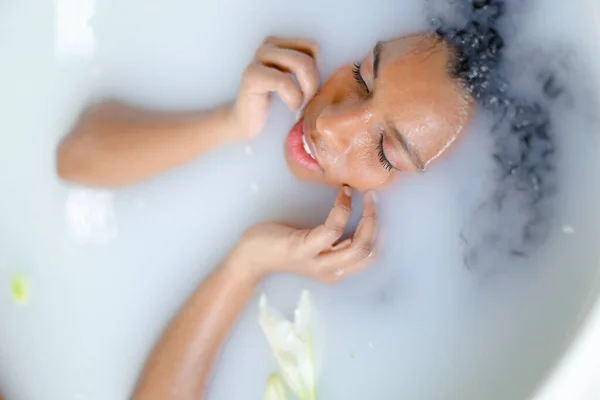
(287, 98, 303, 112)
(300, 99, 310, 111)
(369, 191, 378, 204)
(343, 185, 352, 198)
(362, 191, 378, 215)
(311, 44, 320, 61)
(368, 248, 379, 260)
(286, 94, 302, 112)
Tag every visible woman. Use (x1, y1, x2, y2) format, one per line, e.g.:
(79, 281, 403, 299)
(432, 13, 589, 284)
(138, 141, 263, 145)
(58, 0, 557, 261)
(56, 34, 474, 189)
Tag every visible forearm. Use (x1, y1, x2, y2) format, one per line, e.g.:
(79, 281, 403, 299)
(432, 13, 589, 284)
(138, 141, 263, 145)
(132, 255, 257, 400)
(56, 100, 238, 187)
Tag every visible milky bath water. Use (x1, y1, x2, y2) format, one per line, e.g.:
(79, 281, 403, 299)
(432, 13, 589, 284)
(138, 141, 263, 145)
(1, 0, 600, 399)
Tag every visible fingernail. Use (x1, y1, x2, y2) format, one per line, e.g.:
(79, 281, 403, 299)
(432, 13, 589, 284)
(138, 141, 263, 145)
(334, 269, 344, 278)
(370, 191, 378, 204)
(343, 186, 352, 197)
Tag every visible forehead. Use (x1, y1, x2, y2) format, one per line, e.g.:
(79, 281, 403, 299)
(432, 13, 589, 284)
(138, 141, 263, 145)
(372, 36, 471, 162)
(377, 35, 452, 78)
(382, 35, 446, 62)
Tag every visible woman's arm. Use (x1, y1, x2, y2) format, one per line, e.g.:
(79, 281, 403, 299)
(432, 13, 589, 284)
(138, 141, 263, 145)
(131, 255, 257, 400)
(132, 188, 378, 400)
(56, 36, 320, 187)
(56, 101, 237, 187)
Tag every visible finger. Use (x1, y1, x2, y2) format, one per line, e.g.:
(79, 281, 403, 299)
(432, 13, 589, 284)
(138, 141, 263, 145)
(263, 36, 319, 59)
(242, 63, 303, 111)
(303, 186, 352, 251)
(313, 237, 352, 260)
(327, 251, 378, 283)
(255, 47, 319, 107)
(352, 190, 378, 254)
(339, 247, 379, 277)
(331, 238, 352, 251)
(319, 228, 382, 284)
(315, 191, 378, 268)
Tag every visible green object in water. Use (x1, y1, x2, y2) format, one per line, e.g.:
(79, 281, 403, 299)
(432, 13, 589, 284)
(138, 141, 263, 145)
(265, 374, 288, 400)
(11, 274, 29, 305)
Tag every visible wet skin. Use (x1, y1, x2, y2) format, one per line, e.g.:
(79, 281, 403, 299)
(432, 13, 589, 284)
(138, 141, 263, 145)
(285, 34, 474, 190)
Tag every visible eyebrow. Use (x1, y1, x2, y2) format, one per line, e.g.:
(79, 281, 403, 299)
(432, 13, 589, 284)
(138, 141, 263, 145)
(387, 123, 425, 171)
(373, 41, 383, 79)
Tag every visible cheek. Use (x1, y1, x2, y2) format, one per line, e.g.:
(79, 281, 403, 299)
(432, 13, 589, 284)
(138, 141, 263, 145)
(304, 67, 357, 115)
(340, 142, 393, 190)
(344, 166, 393, 190)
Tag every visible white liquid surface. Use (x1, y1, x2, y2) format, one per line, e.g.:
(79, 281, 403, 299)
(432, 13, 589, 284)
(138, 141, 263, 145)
(1, 0, 600, 399)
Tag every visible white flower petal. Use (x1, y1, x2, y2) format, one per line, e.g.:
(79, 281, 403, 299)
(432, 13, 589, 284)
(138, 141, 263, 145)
(265, 374, 287, 400)
(259, 290, 317, 400)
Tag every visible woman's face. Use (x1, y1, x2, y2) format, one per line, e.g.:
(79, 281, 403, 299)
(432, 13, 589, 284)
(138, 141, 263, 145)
(285, 34, 473, 190)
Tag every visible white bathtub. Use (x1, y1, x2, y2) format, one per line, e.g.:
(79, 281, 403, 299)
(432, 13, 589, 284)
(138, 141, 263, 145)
(534, 295, 600, 400)
(1, 0, 599, 399)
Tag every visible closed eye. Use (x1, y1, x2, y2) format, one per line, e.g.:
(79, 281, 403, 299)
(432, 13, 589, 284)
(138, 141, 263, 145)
(377, 133, 394, 172)
(352, 62, 369, 93)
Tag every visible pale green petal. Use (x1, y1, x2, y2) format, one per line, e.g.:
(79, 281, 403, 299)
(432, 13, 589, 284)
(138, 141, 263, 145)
(265, 374, 287, 400)
(11, 274, 29, 305)
(294, 291, 311, 338)
(259, 290, 317, 400)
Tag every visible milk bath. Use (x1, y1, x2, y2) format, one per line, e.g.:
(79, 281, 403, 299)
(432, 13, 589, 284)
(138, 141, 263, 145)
(1, 0, 600, 399)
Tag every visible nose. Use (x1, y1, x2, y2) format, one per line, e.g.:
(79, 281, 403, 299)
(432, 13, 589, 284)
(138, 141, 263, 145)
(315, 103, 370, 150)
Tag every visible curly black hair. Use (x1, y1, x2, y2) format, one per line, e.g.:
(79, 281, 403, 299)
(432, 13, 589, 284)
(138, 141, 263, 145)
(433, 0, 562, 269)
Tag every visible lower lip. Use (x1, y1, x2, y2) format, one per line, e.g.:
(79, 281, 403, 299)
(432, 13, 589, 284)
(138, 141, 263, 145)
(286, 119, 321, 171)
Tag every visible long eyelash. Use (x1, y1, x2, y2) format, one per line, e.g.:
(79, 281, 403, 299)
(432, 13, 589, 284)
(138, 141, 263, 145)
(352, 62, 369, 93)
(378, 134, 394, 172)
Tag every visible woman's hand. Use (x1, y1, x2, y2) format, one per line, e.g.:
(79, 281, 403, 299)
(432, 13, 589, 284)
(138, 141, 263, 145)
(229, 187, 378, 284)
(133, 187, 376, 400)
(229, 36, 320, 139)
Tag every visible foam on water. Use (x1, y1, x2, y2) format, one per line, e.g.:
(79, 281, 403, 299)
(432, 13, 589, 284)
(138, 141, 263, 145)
(1, 0, 600, 399)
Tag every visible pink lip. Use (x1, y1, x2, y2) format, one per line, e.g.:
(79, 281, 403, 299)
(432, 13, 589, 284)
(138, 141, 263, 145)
(286, 119, 321, 171)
